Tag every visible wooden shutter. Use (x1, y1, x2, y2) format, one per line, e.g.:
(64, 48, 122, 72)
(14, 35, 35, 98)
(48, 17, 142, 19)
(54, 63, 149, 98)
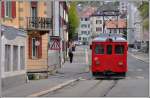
(12, 1, 16, 18)
(38, 36, 42, 58)
(28, 37, 32, 59)
(31, 1, 37, 8)
(1, 1, 5, 18)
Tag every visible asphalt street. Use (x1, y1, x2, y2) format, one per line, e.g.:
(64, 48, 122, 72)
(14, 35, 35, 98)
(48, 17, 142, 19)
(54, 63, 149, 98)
(43, 45, 149, 97)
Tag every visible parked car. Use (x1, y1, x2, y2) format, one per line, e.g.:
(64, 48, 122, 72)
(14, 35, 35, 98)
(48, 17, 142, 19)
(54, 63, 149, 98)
(74, 41, 82, 46)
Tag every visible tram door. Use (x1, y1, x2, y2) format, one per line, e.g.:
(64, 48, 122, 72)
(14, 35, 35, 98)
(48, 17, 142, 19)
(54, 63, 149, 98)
(104, 43, 114, 70)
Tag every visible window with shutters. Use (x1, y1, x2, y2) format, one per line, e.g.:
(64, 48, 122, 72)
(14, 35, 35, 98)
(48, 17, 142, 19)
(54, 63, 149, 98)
(1, 1, 16, 18)
(32, 38, 38, 58)
(5, 1, 12, 18)
(29, 36, 42, 59)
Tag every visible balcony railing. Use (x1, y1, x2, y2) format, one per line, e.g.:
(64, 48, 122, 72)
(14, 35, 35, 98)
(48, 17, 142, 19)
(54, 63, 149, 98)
(27, 17, 52, 31)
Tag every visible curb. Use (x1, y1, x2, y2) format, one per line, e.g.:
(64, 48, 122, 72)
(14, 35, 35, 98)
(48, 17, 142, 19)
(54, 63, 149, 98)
(128, 52, 149, 63)
(28, 78, 80, 97)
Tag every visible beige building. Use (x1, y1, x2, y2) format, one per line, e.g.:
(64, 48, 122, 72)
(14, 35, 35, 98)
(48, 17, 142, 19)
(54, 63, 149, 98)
(1, 1, 53, 78)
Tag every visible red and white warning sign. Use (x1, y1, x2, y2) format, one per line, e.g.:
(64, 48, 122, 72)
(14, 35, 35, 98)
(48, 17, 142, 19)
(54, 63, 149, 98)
(49, 36, 60, 50)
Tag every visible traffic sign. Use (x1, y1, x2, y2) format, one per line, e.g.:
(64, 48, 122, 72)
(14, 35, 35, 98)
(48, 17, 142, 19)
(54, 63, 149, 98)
(49, 36, 60, 50)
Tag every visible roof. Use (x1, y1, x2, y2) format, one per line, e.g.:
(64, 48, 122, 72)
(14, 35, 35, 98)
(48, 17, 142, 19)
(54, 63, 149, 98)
(105, 19, 127, 28)
(92, 33, 127, 42)
(1, 25, 27, 40)
(79, 7, 96, 17)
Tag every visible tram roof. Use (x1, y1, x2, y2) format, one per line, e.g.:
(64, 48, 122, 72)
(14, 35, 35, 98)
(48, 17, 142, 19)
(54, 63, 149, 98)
(92, 33, 127, 42)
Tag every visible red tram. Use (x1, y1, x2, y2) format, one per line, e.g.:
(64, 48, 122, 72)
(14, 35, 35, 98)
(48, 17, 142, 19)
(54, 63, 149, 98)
(90, 34, 128, 77)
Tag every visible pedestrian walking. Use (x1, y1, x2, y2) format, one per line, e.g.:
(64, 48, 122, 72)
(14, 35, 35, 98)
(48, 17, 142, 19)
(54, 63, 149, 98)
(68, 42, 74, 63)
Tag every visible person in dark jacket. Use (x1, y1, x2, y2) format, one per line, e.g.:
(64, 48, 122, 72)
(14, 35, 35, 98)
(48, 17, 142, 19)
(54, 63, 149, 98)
(68, 43, 73, 63)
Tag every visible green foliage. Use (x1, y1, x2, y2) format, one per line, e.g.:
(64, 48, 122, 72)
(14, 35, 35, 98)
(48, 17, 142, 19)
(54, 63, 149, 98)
(143, 18, 149, 30)
(139, 2, 149, 18)
(68, 2, 80, 40)
(138, 1, 149, 30)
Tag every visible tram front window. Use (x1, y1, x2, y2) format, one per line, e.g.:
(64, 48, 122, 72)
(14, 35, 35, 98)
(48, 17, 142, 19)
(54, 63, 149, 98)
(95, 45, 104, 54)
(107, 45, 112, 55)
(115, 45, 124, 54)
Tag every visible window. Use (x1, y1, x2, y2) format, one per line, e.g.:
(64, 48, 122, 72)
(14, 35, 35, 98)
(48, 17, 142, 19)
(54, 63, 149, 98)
(107, 45, 112, 55)
(81, 18, 83, 21)
(13, 46, 18, 71)
(5, 1, 12, 17)
(81, 31, 87, 35)
(20, 46, 25, 70)
(29, 36, 42, 59)
(78, 37, 81, 40)
(96, 20, 102, 24)
(95, 45, 104, 54)
(32, 38, 38, 58)
(115, 45, 124, 54)
(83, 37, 87, 41)
(31, 1, 37, 17)
(31, 7, 37, 17)
(88, 24, 90, 28)
(85, 18, 88, 21)
(5, 45, 11, 72)
(96, 27, 102, 31)
(81, 24, 87, 28)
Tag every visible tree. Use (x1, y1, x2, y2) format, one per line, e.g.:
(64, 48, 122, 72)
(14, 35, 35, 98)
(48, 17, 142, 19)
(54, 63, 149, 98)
(68, 2, 80, 40)
(138, 1, 149, 30)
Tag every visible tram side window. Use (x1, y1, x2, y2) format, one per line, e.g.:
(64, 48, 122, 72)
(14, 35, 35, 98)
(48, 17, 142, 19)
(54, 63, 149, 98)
(95, 45, 104, 54)
(115, 45, 124, 54)
(107, 45, 112, 55)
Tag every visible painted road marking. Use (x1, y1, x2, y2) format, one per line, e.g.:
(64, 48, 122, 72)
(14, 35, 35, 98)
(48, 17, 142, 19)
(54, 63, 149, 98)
(136, 69, 143, 72)
(136, 76, 145, 79)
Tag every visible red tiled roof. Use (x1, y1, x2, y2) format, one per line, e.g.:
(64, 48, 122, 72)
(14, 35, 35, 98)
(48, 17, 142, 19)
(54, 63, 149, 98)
(105, 19, 127, 28)
(79, 7, 96, 17)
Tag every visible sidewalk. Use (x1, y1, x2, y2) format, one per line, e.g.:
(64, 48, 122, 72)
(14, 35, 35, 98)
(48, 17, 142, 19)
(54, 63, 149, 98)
(129, 48, 149, 63)
(2, 77, 76, 97)
(2, 46, 87, 97)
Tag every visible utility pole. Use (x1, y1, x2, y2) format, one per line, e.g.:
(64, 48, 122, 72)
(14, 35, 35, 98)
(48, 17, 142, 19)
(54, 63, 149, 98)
(0, 25, 1, 97)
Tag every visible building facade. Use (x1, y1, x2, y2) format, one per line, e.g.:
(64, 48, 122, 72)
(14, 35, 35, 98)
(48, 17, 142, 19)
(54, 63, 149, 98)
(90, 16, 103, 37)
(105, 19, 127, 36)
(53, 1, 69, 66)
(1, 1, 54, 79)
(78, 7, 96, 45)
(119, 1, 128, 14)
(1, 25, 27, 90)
(78, 17, 90, 45)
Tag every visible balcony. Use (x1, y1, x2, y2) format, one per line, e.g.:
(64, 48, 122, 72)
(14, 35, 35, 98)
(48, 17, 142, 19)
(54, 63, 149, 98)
(26, 17, 52, 31)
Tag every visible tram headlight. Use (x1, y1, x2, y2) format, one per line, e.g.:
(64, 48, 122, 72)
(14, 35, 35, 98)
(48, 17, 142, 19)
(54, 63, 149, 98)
(94, 57, 98, 61)
(118, 61, 123, 65)
(95, 60, 100, 65)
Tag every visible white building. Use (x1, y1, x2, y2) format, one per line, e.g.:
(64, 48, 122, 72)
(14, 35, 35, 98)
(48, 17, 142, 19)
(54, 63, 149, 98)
(119, 1, 128, 14)
(1, 25, 27, 90)
(127, 2, 136, 46)
(52, 1, 69, 66)
(78, 7, 96, 45)
(90, 15, 103, 37)
(78, 17, 91, 45)
(134, 9, 143, 42)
